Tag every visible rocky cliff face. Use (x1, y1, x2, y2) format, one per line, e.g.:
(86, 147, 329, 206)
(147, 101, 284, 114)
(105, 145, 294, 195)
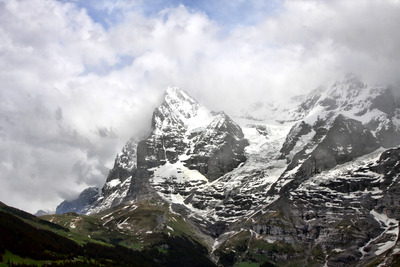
(183, 112, 248, 181)
(127, 88, 249, 203)
(276, 114, 380, 193)
(272, 75, 399, 194)
(214, 147, 400, 267)
(280, 75, 400, 156)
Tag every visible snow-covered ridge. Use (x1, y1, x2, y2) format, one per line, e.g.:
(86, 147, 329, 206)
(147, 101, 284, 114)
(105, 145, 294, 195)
(114, 138, 137, 172)
(157, 87, 217, 136)
(302, 75, 392, 127)
(277, 75, 399, 180)
(164, 86, 200, 119)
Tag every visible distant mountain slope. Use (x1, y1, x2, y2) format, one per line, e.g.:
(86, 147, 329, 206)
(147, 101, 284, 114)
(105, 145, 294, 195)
(56, 187, 99, 215)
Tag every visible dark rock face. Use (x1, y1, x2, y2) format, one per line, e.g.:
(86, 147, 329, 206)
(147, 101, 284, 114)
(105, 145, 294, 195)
(133, 88, 200, 177)
(298, 115, 379, 176)
(277, 115, 380, 194)
(56, 187, 99, 215)
(105, 138, 137, 184)
(141, 88, 200, 169)
(280, 121, 312, 158)
(374, 120, 400, 148)
(102, 138, 137, 198)
(184, 113, 248, 181)
(211, 78, 400, 267)
(272, 77, 399, 198)
(370, 87, 399, 115)
(375, 147, 400, 219)
(299, 89, 322, 111)
(80, 138, 139, 214)
(135, 140, 152, 179)
(366, 88, 400, 148)
(136, 92, 248, 182)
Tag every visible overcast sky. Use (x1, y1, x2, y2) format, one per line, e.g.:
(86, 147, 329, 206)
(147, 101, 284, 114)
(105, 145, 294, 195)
(1, 0, 400, 213)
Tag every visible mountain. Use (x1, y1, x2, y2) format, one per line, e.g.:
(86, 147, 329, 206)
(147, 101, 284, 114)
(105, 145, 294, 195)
(56, 187, 99, 214)
(34, 209, 54, 216)
(58, 87, 249, 215)
(54, 76, 400, 266)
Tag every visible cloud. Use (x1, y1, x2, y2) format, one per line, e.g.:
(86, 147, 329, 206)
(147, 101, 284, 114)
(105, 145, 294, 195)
(270, 0, 400, 84)
(0, 0, 399, 213)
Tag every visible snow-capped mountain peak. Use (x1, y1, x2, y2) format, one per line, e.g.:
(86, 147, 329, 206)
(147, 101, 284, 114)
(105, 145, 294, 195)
(152, 87, 214, 138)
(68, 87, 248, 214)
(163, 86, 200, 119)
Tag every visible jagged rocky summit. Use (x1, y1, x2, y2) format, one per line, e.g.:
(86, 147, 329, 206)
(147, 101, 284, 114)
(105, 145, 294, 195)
(56, 76, 400, 266)
(58, 87, 249, 215)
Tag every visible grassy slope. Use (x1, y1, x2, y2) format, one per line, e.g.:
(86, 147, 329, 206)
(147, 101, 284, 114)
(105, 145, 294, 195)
(0, 201, 215, 266)
(40, 200, 207, 249)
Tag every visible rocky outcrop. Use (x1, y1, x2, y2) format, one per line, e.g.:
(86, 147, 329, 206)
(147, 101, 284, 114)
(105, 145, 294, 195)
(184, 112, 248, 181)
(102, 138, 137, 198)
(56, 187, 99, 215)
(280, 75, 400, 163)
(105, 138, 137, 184)
(294, 115, 379, 178)
(273, 114, 379, 195)
(375, 147, 400, 219)
(280, 121, 312, 158)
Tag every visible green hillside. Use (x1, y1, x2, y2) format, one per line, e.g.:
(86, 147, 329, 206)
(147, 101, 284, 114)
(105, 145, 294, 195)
(0, 201, 215, 266)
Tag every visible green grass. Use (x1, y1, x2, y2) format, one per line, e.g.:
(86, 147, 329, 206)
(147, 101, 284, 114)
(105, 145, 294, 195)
(279, 258, 309, 267)
(311, 244, 324, 261)
(166, 215, 196, 236)
(158, 247, 168, 254)
(34, 203, 299, 267)
(236, 261, 260, 267)
(221, 230, 251, 250)
(40, 213, 118, 247)
(130, 241, 145, 250)
(0, 250, 67, 266)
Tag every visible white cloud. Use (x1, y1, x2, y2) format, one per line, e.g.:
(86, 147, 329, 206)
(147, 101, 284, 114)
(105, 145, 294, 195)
(0, 0, 399, 213)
